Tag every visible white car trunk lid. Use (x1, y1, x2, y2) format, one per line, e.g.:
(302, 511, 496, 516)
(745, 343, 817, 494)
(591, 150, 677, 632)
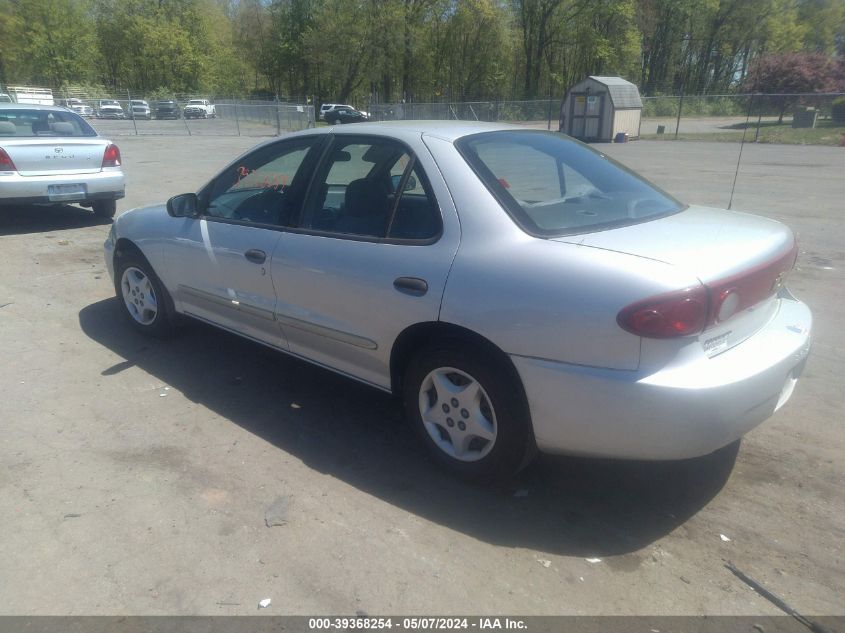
(2, 139, 106, 176)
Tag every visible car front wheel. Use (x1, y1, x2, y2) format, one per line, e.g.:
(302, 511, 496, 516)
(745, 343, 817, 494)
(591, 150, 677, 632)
(404, 345, 534, 481)
(115, 253, 175, 337)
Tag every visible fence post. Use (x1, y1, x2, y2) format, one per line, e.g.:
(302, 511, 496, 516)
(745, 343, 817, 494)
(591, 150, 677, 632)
(180, 94, 191, 136)
(233, 94, 241, 136)
(275, 95, 281, 135)
(674, 92, 684, 139)
(128, 89, 138, 136)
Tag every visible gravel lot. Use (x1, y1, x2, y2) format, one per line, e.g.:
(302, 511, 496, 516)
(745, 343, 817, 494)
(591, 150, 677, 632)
(0, 135, 842, 616)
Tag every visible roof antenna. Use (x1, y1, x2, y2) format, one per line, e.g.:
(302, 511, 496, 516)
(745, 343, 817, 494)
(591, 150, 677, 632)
(728, 93, 754, 211)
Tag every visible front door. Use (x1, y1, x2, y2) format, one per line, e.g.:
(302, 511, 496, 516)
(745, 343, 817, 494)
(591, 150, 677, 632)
(569, 92, 605, 140)
(163, 135, 323, 348)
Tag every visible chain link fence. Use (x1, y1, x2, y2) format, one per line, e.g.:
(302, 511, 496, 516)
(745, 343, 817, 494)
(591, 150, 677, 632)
(40, 87, 845, 144)
(639, 93, 845, 144)
(368, 100, 559, 126)
(51, 89, 315, 137)
(367, 93, 845, 144)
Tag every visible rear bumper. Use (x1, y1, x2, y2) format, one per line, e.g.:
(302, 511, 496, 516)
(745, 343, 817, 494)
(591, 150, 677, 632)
(513, 293, 812, 460)
(0, 170, 125, 205)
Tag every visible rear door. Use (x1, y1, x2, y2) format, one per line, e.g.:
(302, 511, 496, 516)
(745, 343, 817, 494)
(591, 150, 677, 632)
(270, 134, 460, 389)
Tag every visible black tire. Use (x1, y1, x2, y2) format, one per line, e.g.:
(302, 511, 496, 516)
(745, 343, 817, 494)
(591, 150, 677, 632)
(114, 250, 176, 338)
(403, 343, 535, 482)
(92, 199, 116, 218)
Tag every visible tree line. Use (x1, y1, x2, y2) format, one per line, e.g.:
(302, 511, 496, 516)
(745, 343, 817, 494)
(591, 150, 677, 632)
(0, 0, 843, 104)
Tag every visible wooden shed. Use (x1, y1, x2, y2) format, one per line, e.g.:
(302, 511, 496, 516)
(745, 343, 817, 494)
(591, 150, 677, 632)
(559, 76, 643, 142)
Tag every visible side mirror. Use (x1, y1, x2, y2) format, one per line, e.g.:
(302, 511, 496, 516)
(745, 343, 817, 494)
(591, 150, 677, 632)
(166, 193, 199, 218)
(391, 174, 417, 192)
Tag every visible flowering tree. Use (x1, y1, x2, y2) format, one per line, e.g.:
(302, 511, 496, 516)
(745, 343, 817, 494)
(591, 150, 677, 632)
(742, 53, 845, 122)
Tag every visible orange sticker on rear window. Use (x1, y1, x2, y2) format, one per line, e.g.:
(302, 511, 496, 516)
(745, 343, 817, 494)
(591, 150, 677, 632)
(497, 178, 510, 189)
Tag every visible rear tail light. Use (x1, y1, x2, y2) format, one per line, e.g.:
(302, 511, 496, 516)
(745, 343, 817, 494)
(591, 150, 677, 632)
(0, 147, 17, 171)
(102, 143, 121, 168)
(617, 286, 709, 338)
(618, 242, 798, 339)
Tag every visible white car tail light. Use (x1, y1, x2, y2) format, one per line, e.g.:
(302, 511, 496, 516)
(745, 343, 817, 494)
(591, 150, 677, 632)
(102, 144, 121, 168)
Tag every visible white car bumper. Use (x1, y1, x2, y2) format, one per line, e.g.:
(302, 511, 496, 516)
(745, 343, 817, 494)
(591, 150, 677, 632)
(0, 170, 125, 205)
(513, 292, 812, 460)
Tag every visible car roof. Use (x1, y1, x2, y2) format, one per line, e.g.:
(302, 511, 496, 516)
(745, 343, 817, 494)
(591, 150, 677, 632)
(302, 120, 523, 142)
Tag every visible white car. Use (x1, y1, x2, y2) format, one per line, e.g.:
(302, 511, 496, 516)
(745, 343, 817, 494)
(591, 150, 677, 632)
(104, 122, 811, 480)
(57, 98, 94, 117)
(97, 99, 125, 119)
(319, 103, 354, 120)
(0, 104, 125, 218)
(129, 100, 151, 120)
(183, 99, 216, 119)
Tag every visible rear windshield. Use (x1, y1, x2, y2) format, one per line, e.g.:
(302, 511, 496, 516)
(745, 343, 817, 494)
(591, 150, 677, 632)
(456, 131, 683, 237)
(0, 109, 97, 137)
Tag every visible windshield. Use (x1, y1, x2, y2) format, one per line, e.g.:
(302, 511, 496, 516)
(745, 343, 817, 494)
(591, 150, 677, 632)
(101, 100, 119, 106)
(188, 100, 204, 105)
(456, 130, 683, 237)
(0, 109, 97, 137)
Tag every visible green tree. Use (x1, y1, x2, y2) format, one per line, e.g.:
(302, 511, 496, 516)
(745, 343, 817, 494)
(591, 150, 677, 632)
(9, 0, 96, 87)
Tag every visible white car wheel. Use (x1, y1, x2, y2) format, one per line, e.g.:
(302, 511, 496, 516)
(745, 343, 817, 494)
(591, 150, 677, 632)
(120, 266, 158, 326)
(115, 254, 176, 337)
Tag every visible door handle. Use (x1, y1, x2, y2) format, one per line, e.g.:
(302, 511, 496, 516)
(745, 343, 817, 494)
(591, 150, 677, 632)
(244, 249, 266, 264)
(393, 277, 428, 296)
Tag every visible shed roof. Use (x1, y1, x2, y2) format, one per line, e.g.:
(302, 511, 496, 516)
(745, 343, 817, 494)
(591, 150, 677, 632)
(588, 76, 643, 109)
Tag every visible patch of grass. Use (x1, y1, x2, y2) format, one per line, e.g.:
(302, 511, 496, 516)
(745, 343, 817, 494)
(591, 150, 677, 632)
(643, 120, 845, 146)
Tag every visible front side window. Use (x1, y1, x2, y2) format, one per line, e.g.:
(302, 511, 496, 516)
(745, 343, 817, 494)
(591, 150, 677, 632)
(456, 131, 683, 237)
(299, 137, 440, 240)
(203, 137, 321, 225)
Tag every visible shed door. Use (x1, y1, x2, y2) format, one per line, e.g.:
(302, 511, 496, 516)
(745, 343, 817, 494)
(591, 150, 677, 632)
(569, 93, 605, 140)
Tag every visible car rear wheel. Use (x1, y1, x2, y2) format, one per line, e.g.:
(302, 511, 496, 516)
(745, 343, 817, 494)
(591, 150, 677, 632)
(93, 199, 116, 218)
(404, 345, 534, 482)
(115, 253, 175, 337)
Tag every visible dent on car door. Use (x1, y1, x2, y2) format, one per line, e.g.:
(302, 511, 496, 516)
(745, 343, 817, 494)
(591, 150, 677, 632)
(270, 135, 461, 389)
(163, 136, 324, 348)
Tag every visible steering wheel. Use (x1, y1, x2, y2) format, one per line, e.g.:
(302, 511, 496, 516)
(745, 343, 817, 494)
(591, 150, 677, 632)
(232, 187, 286, 224)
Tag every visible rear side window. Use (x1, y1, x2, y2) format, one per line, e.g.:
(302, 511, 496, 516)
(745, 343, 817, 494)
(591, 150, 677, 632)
(299, 137, 441, 241)
(0, 109, 96, 137)
(456, 131, 683, 237)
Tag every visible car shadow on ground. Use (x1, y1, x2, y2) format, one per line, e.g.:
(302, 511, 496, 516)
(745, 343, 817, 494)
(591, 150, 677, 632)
(79, 297, 738, 558)
(0, 204, 111, 235)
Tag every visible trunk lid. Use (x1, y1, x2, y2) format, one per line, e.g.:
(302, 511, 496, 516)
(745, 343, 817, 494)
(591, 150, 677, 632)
(556, 206, 797, 356)
(1, 139, 107, 175)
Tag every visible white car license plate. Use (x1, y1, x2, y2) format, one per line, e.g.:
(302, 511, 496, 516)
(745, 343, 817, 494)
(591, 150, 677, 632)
(48, 183, 87, 201)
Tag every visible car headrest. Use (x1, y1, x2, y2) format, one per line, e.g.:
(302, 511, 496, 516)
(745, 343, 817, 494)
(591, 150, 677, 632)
(344, 178, 389, 219)
(50, 122, 75, 135)
(0, 121, 16, 135)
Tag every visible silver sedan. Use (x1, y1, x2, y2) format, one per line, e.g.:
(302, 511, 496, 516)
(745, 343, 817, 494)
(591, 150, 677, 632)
(0, 103, 125, 218)
(104, 122, 812, 480)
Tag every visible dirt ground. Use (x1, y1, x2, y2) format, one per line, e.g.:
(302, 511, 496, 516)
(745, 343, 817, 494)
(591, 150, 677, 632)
(0, 135, 842, 616)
